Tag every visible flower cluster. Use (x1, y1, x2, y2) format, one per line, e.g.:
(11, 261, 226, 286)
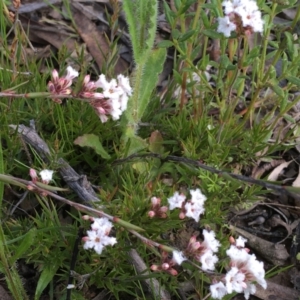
(82, 216, 117, 255)
(47, 66, 132, 123)
(167, 188, 207, 222)
(185, 230, 220, 271)
(217, 0, 264, 37)
(210, 236, 267, 299)
(29, 168, 54, 184)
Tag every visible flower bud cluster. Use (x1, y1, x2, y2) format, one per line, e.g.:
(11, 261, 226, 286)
(47, 66, 132, 123)
(148, 197, 168, 218)
(217, 0, 264, 37)
(82, 216, 117, 255)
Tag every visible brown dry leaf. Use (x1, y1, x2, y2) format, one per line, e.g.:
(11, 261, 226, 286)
(267, 160, 292, 181)
(71, 2, 128, 74)
(19, 15, 77, 53)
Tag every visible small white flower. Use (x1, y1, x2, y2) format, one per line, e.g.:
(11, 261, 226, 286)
(210, 281, 228, 299)
(243, 283, 257, 300)
(226, 245, 249, 262)
(168, 192, 186, 210)
(66, 66, 79, 80)
(217, 16, 237, 37)
(117, 74, 132, 96)
(184, 201, 205, 222)
(83, 230, 116, 255)
(225, 267, 246, 293)
(172, 250, 187, 265)
(190, 188, 207, 205)
(199, 250, 218, 271)
(202, 230, 220, 253)
(91, 217, 113, 233)
(235, 236, 247, 247)
(39, 169, 54, 184)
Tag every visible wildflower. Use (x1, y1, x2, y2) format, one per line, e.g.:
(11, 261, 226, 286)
(39, 169, 54, 184)
(223, 236, 267, 299)
(167, 192, 186, 210)
(200, 250, 219, 271)
(185, 230, 220, 270)
(172, 250, 187, 265)
(89, 74, 132, 122)
(184, 188, 207, 222)
(217, 16, 237, 37)
(210, 281, 228, 299)
(148, 197, 168, 218)
(217, 0, 264, 37)
(82, 217, 117, 255)
(47, 66, 79, 103)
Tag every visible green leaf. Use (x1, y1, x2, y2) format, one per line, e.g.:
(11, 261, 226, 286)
(11, 228, 37, 264)
(123, 0, 158, 63)
(74, 134, 111, 159)
(178, 29, 196, 42)
(286, 76, 300, 88)
(136, 48, 167, 121)
(35, 263, 60, 300)
(202, 29, 222, 39)
(157, 40, 174, 48)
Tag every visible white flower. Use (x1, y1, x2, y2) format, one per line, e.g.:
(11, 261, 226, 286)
(83, 217, 117, 255)
(168, 192, 186, 210)
(172, 250, 187, 265)
(83, 230, 117, 255)
(225, 267, 246, 293)
(190, 188, 207, 205)
(243, 283, 257, 300)
(217, 16, 237, 37)
(91, 217, 113, 233)
(226, 245, 249, 262)
(202, 230, 220, 253)
(199, 250, 218, 271)
(184, 201, 205, 222)
(235, 236, 247, 247)
(117, 74, 132, 97)
(65, 66, 79, 80)
(210, 281, 228, 299)
(219, 0, 264, 36)
(94, 74, 131, 120)
(39, 169, 54, 184)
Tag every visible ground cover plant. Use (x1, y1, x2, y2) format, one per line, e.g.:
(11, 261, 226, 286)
(1, 0, 300, 299)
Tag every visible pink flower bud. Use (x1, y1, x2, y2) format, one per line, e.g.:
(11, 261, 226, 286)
(161, 263, 170, 270)
(160, 206, 168, 213)
(82, 215, 91, 221)
(151, 197, 161, 206)
(150, 265, 159, 271)
(29, 168, 38, 182)
(148, 211, 156, 218)
(179, 211, 185, 219)
(168, 268, 178, 276)
(229, 236, 235, 244)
